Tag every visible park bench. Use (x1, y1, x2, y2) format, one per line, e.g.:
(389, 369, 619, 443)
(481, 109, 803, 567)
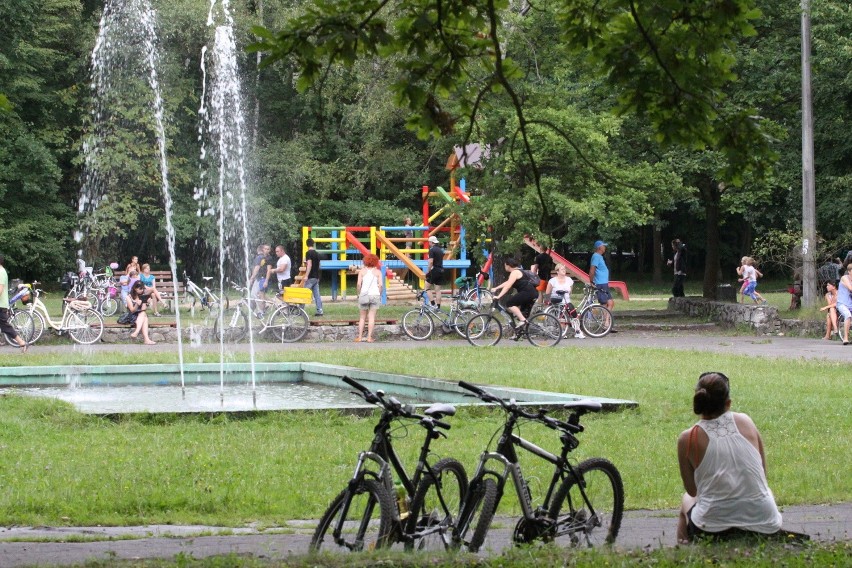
(309, 318, 398, 327)
(104, 321, 177, 329)
(113, 270, 186, 310)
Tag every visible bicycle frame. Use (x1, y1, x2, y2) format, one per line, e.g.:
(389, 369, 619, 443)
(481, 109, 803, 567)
(455, 382, 607, 547)
(30, 293, 85, 331)
(468, 412, 592, 528)
(329, 378, 461, 547)
(416, 291, 469, 327)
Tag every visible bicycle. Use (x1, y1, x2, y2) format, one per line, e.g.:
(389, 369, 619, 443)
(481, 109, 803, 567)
(401, 291, 479, 340)
(454, 274, 493, 308)
(5, 285, 34, 345)
(465, 300, 562, 347)
(11, 283, 103, 345)
(568, 285, 613, 338)
(545, 286, 613, 339)
(311, 376, 468, 553)
(214, 283, 309, 343)
(452, 381, 624, 552)
(183, 272, 228, 312)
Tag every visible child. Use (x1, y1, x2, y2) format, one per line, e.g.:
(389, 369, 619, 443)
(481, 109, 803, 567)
(737, 257, 767, 304)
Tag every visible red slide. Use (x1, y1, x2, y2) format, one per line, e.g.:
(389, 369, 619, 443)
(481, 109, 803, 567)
(524, 236, 630, 300)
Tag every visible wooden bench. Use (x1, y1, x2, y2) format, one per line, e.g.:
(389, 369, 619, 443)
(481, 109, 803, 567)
(309, 319, 398, 327)
(104, 322, 177, 329)
(114, 270, 186, 309)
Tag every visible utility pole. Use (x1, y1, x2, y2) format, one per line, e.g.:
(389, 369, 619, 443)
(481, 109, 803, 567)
(801, 0, 817, 307)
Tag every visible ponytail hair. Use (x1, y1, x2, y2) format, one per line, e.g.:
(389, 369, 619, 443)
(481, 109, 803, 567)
(693, 372, 730, 415)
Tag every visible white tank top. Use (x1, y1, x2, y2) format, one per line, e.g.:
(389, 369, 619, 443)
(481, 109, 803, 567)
(360, 269, 380, 296)
(690, 412, 782, 534)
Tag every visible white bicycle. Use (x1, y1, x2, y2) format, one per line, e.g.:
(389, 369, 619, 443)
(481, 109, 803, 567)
(10, 283, 103, 345)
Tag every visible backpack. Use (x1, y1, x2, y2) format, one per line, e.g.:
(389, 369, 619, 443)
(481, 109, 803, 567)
(521, 269, 541, 286)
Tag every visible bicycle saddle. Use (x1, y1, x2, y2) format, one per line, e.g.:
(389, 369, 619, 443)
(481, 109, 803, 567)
(202, 276, 214, 282)
(424, 403, 456, 419)
(562, 400, 602, 413)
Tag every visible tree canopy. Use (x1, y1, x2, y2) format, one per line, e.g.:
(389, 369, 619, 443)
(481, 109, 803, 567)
(0, 0, 848, 292)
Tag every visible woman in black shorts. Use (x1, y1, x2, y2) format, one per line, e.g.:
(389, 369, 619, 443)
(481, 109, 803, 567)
(492, 258, 538, 331)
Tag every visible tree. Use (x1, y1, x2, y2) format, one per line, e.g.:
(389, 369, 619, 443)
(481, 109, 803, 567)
(0, 0, 84, 279)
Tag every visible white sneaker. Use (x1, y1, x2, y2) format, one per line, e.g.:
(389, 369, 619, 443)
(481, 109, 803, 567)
(574, 332, 586, 339)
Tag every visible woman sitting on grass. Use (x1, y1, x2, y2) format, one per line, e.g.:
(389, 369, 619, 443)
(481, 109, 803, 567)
(125, 281, 156, 345)
(676, 372, 781, 543)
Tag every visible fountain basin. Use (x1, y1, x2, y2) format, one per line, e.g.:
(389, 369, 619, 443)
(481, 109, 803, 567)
(0, 363, 637, 414)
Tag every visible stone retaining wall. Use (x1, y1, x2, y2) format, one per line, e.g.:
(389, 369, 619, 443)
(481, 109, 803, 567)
(101, 323, 411, 344)
(668, 297, 823, 336)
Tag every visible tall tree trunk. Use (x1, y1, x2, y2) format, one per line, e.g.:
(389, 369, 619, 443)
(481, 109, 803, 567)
(637, 226, 645, 276)
(700, 177, 722, 299)
(652, 223, 663, 285)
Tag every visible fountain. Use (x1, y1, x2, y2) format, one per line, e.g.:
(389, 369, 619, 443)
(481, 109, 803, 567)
(195, 0, 258, 405)
(79, 0, 186, 386)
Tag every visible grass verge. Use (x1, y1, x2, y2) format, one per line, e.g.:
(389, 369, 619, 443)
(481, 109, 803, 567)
(0, 346, 848, 528)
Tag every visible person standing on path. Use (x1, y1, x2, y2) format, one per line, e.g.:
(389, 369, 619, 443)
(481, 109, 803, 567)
(0, 255, 28, 353)
(836, 264, 852, 345)
(676, 372, 782, 543)
(355, 253, 383, 343)
(304, 238, 323, 316)
(425, 235, 445, 308)
(269, 245, 292, 292)
(588, 240, 614, 311)
(532, 248, 554, 303)
(667, 239, 687, 297)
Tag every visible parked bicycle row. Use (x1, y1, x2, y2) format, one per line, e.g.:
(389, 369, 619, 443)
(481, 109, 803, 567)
(401, 281, 613, 347)
(312, 375, 623, 553)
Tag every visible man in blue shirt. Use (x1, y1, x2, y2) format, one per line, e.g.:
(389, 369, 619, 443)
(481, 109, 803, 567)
(588, 240, 614, 310)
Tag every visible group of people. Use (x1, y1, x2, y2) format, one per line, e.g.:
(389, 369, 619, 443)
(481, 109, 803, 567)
(248, 244, 295, 309)
(119, 256, 170, 345)
(822, 257, 852, 345)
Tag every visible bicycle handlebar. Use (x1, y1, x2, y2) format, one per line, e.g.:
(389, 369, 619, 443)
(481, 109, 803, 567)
(458, 381, 582, 433)
(343, 376, 450, 430)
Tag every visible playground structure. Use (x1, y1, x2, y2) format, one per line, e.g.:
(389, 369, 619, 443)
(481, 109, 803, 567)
(297, 153, 475, 303)
(295, 150, 629, 303)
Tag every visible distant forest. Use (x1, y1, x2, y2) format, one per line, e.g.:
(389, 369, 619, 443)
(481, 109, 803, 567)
(1, 0, 849, 294)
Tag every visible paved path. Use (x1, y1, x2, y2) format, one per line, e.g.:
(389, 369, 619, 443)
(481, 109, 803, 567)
(0, 503, 848, 567)
(26, 329, 852, 363)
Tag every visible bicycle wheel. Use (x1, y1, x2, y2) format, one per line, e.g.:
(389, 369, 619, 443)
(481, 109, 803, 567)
(5, 310, 33, 345)
(310, 478, 396, 553)
(526, 312, 562, 347)
(213, 306, 248, 342)
(67, 308, 104, 345)
(27, 310, 46, 345)
(268, 306, 309, 342)
(99, 296, 119, 317)
(402, 309, 434, 340)
(545, 305, 571, 339)
(579, 305, 613, 338)
(450, 308, 478, 338)
(547, 458, 624, 547)
(452, 477, 498, 553)
(464, 288, 493, 308)
(406, 458, 469, 551)
(465, 314, 502, 347)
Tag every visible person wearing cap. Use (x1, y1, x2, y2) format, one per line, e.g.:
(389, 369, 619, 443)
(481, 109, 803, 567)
(425, 235, 445, 308)
(588, 240, 614, 310)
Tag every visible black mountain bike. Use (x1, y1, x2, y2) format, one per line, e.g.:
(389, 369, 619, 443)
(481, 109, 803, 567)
(452, 381, 624, 552)
(311, 376, 468, 552)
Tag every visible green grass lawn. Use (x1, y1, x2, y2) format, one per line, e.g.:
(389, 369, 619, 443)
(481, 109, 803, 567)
(0, 346, 847, 528)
